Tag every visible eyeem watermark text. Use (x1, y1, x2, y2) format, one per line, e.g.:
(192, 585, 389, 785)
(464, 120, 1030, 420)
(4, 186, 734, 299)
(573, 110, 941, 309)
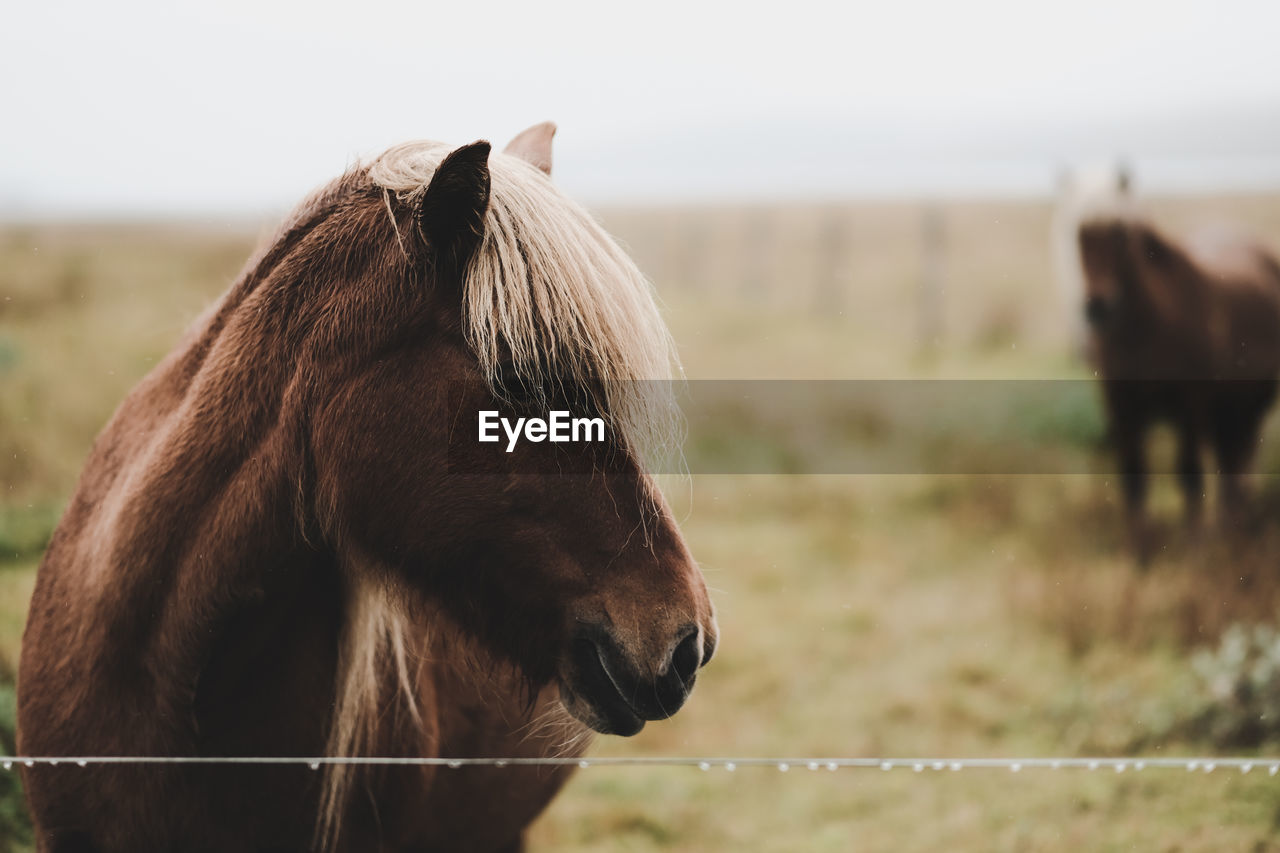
(478, 410, 607, 452)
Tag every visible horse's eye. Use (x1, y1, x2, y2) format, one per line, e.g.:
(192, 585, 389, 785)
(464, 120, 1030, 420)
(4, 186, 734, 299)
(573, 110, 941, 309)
(492, 368, 598, 417)
(493, 370, 547, 409)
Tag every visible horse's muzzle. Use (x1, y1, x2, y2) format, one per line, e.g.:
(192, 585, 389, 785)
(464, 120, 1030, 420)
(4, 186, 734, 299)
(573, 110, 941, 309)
(562, 624, 708, 736)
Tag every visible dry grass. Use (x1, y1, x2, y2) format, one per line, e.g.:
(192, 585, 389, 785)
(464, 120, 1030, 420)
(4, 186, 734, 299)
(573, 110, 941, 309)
(1016, 486, 1280, 657)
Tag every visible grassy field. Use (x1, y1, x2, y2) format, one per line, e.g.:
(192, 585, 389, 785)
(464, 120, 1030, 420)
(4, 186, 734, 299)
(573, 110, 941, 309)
(6, 196, 1280, 850)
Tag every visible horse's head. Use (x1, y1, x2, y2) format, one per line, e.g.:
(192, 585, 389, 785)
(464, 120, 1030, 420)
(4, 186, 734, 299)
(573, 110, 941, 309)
(1078, 217, 1184, 336)
(305, 125, 715, 739)
(1078, 219, 1137, 332)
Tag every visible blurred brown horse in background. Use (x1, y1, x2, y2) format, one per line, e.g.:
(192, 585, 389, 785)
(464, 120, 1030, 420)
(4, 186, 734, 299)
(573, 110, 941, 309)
(17, 123, 716, 852)
(1079, 216, 1280, 561)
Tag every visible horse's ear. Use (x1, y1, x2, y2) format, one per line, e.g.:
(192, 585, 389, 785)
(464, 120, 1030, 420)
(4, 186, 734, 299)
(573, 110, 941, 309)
(417, 141, 492, 271)
(503, 121, 556, 176)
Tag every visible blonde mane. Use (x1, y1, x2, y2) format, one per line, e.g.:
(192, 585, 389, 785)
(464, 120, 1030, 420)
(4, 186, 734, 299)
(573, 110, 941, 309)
(316, 139, 682, 848)
(316, 569, 420, 848)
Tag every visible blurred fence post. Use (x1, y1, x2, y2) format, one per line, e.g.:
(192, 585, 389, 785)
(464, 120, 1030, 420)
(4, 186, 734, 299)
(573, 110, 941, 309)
(742, 207, 773, 299)
(813, 207, 847, 315)
(679, 213, 709, 294)
(654, 214, 679, 295)
(918, 204, 945, 352)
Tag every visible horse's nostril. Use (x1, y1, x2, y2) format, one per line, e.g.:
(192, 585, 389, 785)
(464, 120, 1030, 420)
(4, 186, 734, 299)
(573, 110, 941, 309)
(670, 630, 701, 686)
(700, 635, 716, 667)
(1084, 296, 1110, 326)
(569, 627, 698, 725)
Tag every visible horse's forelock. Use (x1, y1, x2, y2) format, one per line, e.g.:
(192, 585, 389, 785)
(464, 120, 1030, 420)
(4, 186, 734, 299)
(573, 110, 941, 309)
(367, 139, 684, 469)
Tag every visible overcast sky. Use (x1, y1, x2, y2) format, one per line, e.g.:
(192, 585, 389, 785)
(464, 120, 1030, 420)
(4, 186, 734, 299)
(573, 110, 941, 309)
(3, 0, 1279, 217)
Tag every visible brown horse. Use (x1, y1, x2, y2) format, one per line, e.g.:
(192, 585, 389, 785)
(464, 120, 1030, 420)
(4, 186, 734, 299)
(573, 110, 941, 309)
(17, 123, 717, 852)
(1078, 215, 1280, 560)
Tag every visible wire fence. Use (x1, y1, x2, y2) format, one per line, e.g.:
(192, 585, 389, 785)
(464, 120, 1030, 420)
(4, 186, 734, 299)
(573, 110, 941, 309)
(3, 756, 1277, 775)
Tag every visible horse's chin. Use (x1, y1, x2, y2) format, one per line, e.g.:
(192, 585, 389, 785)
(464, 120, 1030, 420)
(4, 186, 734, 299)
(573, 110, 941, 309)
(558, 682, 646, 737)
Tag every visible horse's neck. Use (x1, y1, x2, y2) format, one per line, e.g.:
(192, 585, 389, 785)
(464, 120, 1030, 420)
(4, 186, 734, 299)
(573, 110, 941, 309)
(1126, 249, 1210, 329)
(48, 293, 320, 741)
